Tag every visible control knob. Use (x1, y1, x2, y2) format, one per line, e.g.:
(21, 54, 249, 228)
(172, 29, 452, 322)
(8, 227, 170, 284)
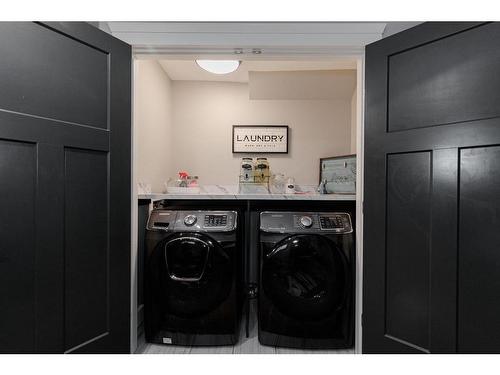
(184, 214, 197, 226)
(300, 215, 313, 228)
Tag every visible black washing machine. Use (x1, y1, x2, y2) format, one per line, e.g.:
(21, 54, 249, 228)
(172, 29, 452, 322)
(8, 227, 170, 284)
(145, 209, 241, 346)
(258, 211, 355, 349)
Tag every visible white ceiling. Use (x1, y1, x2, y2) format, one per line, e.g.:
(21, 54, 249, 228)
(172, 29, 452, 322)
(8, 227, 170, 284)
(158, 59, 357, 83)
(100, 22, 421, 57)
(104, 22, 387, 56)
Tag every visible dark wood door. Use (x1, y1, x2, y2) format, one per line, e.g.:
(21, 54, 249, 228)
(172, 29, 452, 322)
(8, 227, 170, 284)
(363, 22, 500, 353)
(0, 22, 131, 353)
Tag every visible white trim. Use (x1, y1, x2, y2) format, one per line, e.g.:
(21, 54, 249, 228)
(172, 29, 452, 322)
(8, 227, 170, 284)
(133, 47, 366, 59)
(354, 56, 365, 354)
(130, 58, 138, 353)
(108, 22, 387, 34)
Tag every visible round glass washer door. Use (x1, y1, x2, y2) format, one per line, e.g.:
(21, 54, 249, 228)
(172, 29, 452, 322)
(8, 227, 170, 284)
(262, 234, 349, 321)
(155, 232, 233, 318)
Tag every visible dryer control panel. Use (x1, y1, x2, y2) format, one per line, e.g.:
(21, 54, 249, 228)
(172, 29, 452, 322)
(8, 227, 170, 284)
(319, 214, 352, 232)
(147, 210, 237, 232)
(260, 211, 353, 234)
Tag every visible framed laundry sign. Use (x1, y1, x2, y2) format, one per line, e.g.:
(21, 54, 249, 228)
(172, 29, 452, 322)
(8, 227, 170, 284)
(232, 125, 289, 154)
(319, 154, 356, 194)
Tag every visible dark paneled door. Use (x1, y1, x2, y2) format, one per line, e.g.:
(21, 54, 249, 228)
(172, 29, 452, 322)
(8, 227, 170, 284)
(0, 22, 131, 353)
(363, 22, 500, 353)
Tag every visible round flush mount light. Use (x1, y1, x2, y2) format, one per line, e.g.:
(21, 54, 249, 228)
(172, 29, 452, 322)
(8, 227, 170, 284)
(195, 60, 240, 75)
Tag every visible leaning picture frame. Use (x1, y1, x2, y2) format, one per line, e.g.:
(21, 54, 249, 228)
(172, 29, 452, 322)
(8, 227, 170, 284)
(319, 154, 356, 194)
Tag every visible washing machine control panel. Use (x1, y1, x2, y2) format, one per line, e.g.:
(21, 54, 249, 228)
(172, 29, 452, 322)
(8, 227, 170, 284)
(260, 211, 352, 234)
(147, 210, 237, 232)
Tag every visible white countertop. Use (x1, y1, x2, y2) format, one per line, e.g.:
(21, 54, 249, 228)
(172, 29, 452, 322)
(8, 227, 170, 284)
(138, 184, 355, 201)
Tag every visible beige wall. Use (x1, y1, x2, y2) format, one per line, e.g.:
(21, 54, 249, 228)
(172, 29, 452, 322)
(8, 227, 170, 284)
(134, 60, 173, 192)
(170, 81, 353, 186)
(134, 65, 357, 191)
(249, 70, 356, 100)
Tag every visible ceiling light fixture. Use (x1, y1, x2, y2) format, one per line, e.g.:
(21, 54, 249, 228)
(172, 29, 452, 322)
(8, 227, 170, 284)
(195, 60, 240, 75)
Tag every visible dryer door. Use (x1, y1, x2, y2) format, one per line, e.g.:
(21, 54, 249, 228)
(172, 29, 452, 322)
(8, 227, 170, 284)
(153, 232, 233, 317)
(262, 234, 350, 321)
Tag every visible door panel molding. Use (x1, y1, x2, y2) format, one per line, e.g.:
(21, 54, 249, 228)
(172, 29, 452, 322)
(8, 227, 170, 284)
(0, 110, 109, 152)
(458, 145, 500, 353)
(387, 23, 500, 132)
(385, 151, 432, 352)
(0, 22, 109, 130)
(0, 139, 37, 353)
(63, 147, 110, 351)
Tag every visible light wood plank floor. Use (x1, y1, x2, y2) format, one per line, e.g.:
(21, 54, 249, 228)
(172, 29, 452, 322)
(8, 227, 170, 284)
(137, 301, 354, 354)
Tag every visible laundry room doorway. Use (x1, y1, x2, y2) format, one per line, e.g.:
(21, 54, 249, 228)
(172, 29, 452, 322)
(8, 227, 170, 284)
(107, 21, 376, 354)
